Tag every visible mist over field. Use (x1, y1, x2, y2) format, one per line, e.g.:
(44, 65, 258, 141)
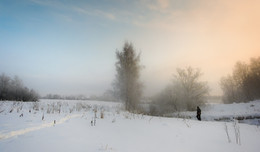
(1, 0, 260, 152)
(1, 0, 259, 97)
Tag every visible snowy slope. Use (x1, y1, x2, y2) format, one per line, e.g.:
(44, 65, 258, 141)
(0, 99, 260, 152)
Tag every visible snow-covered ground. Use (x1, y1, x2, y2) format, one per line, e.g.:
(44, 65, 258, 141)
(170, 100, 260, 125)
(0, 99, 260, 152)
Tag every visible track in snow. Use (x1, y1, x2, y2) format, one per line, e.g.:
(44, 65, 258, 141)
(0, 114, 81, 140)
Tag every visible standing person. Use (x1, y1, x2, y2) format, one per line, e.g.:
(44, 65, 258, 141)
(196, 106, 201, 121)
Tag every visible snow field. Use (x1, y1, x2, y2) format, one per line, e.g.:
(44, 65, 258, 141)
(0, 99, 260, 152)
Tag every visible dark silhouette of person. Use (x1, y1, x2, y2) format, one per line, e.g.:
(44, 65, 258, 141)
(196, 106, 201, 121)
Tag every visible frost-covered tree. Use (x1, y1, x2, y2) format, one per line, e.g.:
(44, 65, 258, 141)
(220, 62, 249, 103)
(152, 67, 209, 113)
(0, 73, 10, 100)
(221, 57, 260, 103)
(114, 42, 143, 111)
(10, 76, 24, 100)
(0, 74, 39, 101)
(248, 57, 260, 99)
(220, 75, 239, 103)
(174, 67, 209, 110)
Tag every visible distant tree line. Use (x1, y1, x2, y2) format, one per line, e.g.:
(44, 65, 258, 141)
(42, 94, 89, 100)
(42, 92, 117, 101)
(220, 57, 260, 103)
(0, 74, 39, 101)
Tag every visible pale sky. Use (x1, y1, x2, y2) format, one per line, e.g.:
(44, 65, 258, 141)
(0, 0, 259, 96)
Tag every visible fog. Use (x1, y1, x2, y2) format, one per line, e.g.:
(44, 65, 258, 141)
(0, 0, 259, 97)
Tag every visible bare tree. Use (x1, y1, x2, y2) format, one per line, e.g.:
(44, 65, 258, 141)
(114, 42, 143, 112)
(220, 63, 248, 103)
(0, 74, 11, 100)
(10, 76, 24, 100)
(233, 62, 251, 101)
(220, 57, 260, 103)
(152, 67, 209, 113)
(247, 57, 260, 100)
(0, 74, 39, 101)
(220, 75, 238, 103)
(174, 67, 209, 110)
